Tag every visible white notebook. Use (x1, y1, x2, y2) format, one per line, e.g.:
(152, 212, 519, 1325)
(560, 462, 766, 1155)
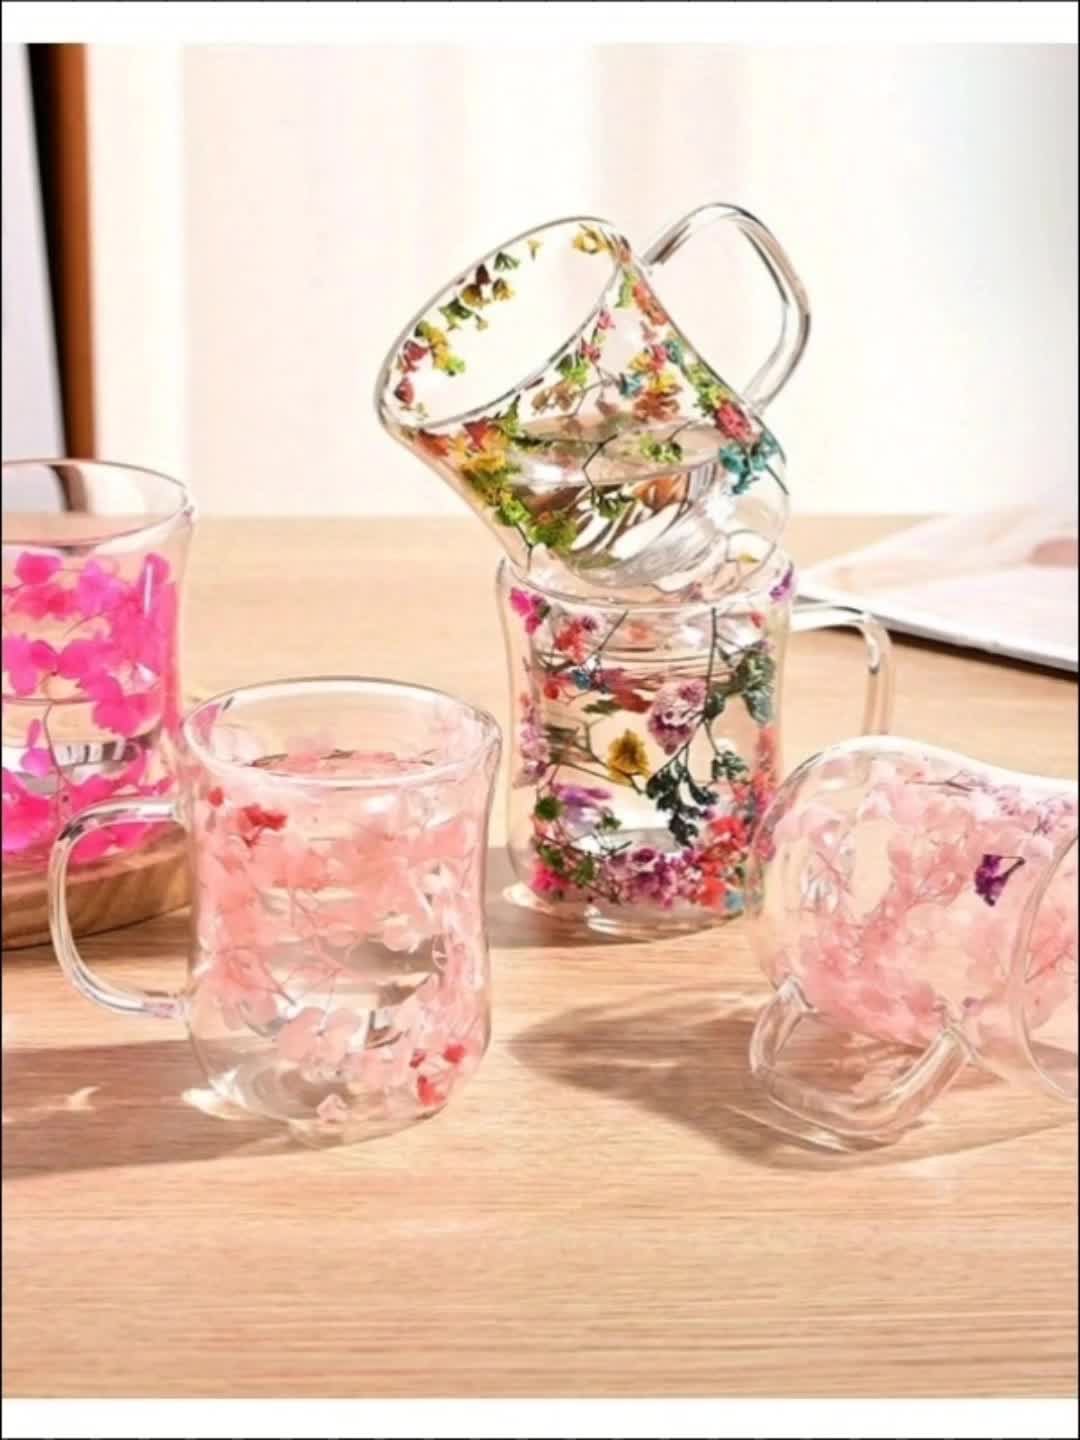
(801, 499, 1079, 673)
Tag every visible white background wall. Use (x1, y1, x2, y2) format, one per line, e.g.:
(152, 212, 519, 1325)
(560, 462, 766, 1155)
(84, 43, 1077, 516)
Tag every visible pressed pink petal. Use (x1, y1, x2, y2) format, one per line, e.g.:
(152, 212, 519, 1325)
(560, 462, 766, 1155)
(59, 636, 119, 681)
(2, 635, 56, 696)
(66, 771, 114, 807)
(71, 828, 116, 864)
(318, 1011, 363, 1067)
(74, 560, 127, 619)
(14, 551, 62, 585)
(2, 635, 37, 696)
(22, 747, 53, 779)
(1, 771, 54, 852)
(276, 1008, 324, 1062)
(381, 918, 424, 952)
(47, 587, 78, 620)
(80, 671, 121, 701)
(30, 639, 58, 672)
(85, 679, 154, 737)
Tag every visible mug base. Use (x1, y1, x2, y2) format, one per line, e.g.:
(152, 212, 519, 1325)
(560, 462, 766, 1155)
(207, 1057, 451, 1148)
(504, 880, 737, 940)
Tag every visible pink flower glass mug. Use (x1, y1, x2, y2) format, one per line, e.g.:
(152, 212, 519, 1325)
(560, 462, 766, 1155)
(747, 737, 1078, 1138)
(498, 550, 894, 937)
(48, 679, 501, 1143)
(375, 204, 808, 590)
(3, 459, 194, 872)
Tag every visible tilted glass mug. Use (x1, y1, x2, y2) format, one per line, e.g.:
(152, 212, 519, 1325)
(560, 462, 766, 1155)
(375, 203, 809, 591)
(747, 737, 1078, 1138)
(498, 549, 893, 936)
(48, 679, 501, 1144)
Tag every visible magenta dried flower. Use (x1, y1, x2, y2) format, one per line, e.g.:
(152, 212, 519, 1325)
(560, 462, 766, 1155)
(647, 679, 707, 755)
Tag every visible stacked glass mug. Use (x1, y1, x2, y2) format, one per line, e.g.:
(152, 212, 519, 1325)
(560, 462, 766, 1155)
(377, 203, 893, 938)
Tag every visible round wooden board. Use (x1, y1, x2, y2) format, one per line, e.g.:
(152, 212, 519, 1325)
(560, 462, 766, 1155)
(2, 833, 190, 951)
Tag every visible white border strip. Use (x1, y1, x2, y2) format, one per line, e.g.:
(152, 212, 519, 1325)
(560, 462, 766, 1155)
(6, 1, 1079, 46)
(3, 1397, 1078, 1440)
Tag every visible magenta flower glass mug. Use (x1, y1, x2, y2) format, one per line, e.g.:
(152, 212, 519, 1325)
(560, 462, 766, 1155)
(498, 551, 894, 936)
(48, 679, 501, 1143)
(3, 459, 194, 872)
(375, 204, 809, 590)
(747, 737, 1078, 1138)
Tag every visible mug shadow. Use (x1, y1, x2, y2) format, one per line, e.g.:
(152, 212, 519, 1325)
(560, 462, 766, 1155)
(510, 986, 1075, 1169)
(1, 1037, 297, 1179)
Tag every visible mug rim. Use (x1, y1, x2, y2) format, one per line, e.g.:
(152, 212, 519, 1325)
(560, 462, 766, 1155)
(2, 457, 196, 554)
(181, 675, 502, 792)
(373, 213, 626, 436)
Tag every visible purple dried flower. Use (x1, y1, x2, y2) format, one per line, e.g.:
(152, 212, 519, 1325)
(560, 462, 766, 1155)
(769, 563, 796, 604)
(974, 852, 1025, 907)
(551, 782, 611, 828)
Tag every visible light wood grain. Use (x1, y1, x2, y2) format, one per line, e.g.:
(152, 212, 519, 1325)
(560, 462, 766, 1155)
(3, 516, 1077, 1399)
(2, 832, 189, 950)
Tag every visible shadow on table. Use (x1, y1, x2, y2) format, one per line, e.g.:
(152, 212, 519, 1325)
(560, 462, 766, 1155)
(1, 1038, 296, 1179)
(510, 986, 1075, 1169)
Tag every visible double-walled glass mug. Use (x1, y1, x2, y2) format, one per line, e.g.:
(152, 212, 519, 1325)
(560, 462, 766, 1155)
(3, 459, 194, 871)
(375, 204, 809, 590)
(49, 679, 501, 1144)
(747, 737, 1078, 1138)
(498, 550, 893, 937)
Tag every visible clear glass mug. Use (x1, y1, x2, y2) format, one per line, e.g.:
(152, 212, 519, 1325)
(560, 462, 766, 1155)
(747, 737, 1078, 1138)
(3, 459, 194, 871)
(48, 679, 501, 1144)
(497, 550, 893, 936)
(375, 203, 808, 590)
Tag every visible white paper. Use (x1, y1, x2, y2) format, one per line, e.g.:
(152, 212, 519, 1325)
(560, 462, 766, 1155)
(801, 498, 1079, 671)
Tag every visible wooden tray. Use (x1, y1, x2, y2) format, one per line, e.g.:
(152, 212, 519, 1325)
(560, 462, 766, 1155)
(2, 832, 189, 950)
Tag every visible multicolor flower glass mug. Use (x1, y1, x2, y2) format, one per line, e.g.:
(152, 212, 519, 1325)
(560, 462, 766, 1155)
(375, 205, 809, 590)
(48, 679, 501, 1143)
(3, 459, 194, 871)
(498, 551, 894, 936)
(747, 737, 1078, 1138)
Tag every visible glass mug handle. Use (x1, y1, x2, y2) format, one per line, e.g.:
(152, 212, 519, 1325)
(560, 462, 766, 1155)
(751, 605, 965, 1136)
(642, 201, 811, 411)
(48, 797, 185, 1021)
(749, 978, 973, 1138)
(790, 602, 894, 736)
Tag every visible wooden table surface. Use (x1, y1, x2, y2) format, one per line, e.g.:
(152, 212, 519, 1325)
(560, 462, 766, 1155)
(3, 516, 1077, 1399)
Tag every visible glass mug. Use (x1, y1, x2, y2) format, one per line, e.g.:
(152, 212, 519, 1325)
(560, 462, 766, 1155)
(375, 204, 808, 590)
(48, 679, 501, 1144)
(3, 459, 194, 871)
(747, 737, 1078, 1138)
(498, 550, 893, 936)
